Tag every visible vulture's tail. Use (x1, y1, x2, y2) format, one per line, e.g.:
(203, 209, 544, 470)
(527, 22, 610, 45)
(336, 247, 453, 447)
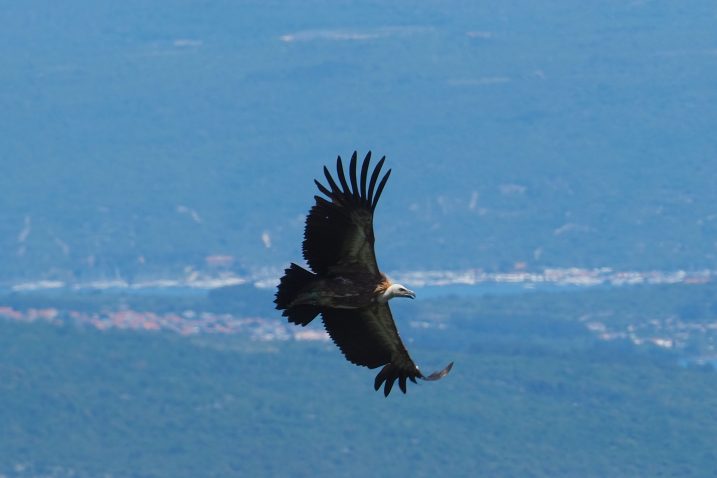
(275, 263, 321, 326)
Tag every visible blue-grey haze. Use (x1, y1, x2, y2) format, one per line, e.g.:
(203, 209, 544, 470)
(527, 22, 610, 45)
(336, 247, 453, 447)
(1, 1, 716, 283)
(3, 4, 717, 477)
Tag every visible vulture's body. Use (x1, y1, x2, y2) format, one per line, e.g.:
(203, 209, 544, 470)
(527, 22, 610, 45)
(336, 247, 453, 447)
(275, 152, 453, 396)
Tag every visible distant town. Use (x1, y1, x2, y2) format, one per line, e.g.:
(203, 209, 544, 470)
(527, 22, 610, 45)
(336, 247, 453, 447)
(0, 305, 330, 342)
(1, 266, 715, 355)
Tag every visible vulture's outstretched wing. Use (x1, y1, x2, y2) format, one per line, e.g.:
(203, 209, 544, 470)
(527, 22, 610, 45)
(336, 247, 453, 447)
(303, 151, 390, 275)
(321, 304, 454, 396)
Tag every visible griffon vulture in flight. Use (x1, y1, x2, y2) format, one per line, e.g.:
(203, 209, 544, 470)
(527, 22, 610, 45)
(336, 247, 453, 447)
(275, 151, 453, 396)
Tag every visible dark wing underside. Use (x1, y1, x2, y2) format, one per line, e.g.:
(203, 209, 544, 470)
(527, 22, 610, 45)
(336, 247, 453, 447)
(303, 151, 391, 275)
(321, 304, 454, 396)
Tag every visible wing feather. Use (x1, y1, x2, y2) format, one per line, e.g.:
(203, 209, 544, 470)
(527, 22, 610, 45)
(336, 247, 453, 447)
(359, 152, 371, 201)
(371, 169, 391, 211)
(349, 152, 360, 201)
(335, 156, 352, 196)
(313, 179, 333, 199)
(323, 165, 342, 198)
(302, 152, 389, 275)
(322, 308, 391, 369)
(367, 156, 385, 206)
(321, 304, 452, 396)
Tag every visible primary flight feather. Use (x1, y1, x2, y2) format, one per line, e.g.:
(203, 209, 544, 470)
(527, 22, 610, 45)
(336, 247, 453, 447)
(274, 151, 453, 396)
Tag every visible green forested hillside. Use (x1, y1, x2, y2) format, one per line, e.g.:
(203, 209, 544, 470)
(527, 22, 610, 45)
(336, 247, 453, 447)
(1, 296, 716, 477)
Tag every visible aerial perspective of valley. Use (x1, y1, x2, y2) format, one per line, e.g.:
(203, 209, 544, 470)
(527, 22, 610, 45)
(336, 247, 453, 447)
(3, 0, 717, 476)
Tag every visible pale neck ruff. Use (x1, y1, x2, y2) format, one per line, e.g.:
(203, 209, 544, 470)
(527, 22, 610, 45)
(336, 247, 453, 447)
(376, 284, 397, 303)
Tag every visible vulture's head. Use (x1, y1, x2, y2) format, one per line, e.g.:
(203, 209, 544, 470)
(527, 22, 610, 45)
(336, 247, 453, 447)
(379, 283, 416, 302)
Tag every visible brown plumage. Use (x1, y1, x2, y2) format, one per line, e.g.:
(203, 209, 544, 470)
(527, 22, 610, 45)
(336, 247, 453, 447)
(275, 151, 453, 396)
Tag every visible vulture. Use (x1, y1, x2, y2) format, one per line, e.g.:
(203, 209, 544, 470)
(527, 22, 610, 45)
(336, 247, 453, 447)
(275, 151, 453, 396)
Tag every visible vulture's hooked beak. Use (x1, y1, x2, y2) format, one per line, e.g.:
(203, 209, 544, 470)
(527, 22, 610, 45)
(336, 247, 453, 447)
(406, 289, 416, 299)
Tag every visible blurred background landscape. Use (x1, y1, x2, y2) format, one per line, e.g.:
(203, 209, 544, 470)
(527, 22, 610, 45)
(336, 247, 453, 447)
(1, 1, 716, 476)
